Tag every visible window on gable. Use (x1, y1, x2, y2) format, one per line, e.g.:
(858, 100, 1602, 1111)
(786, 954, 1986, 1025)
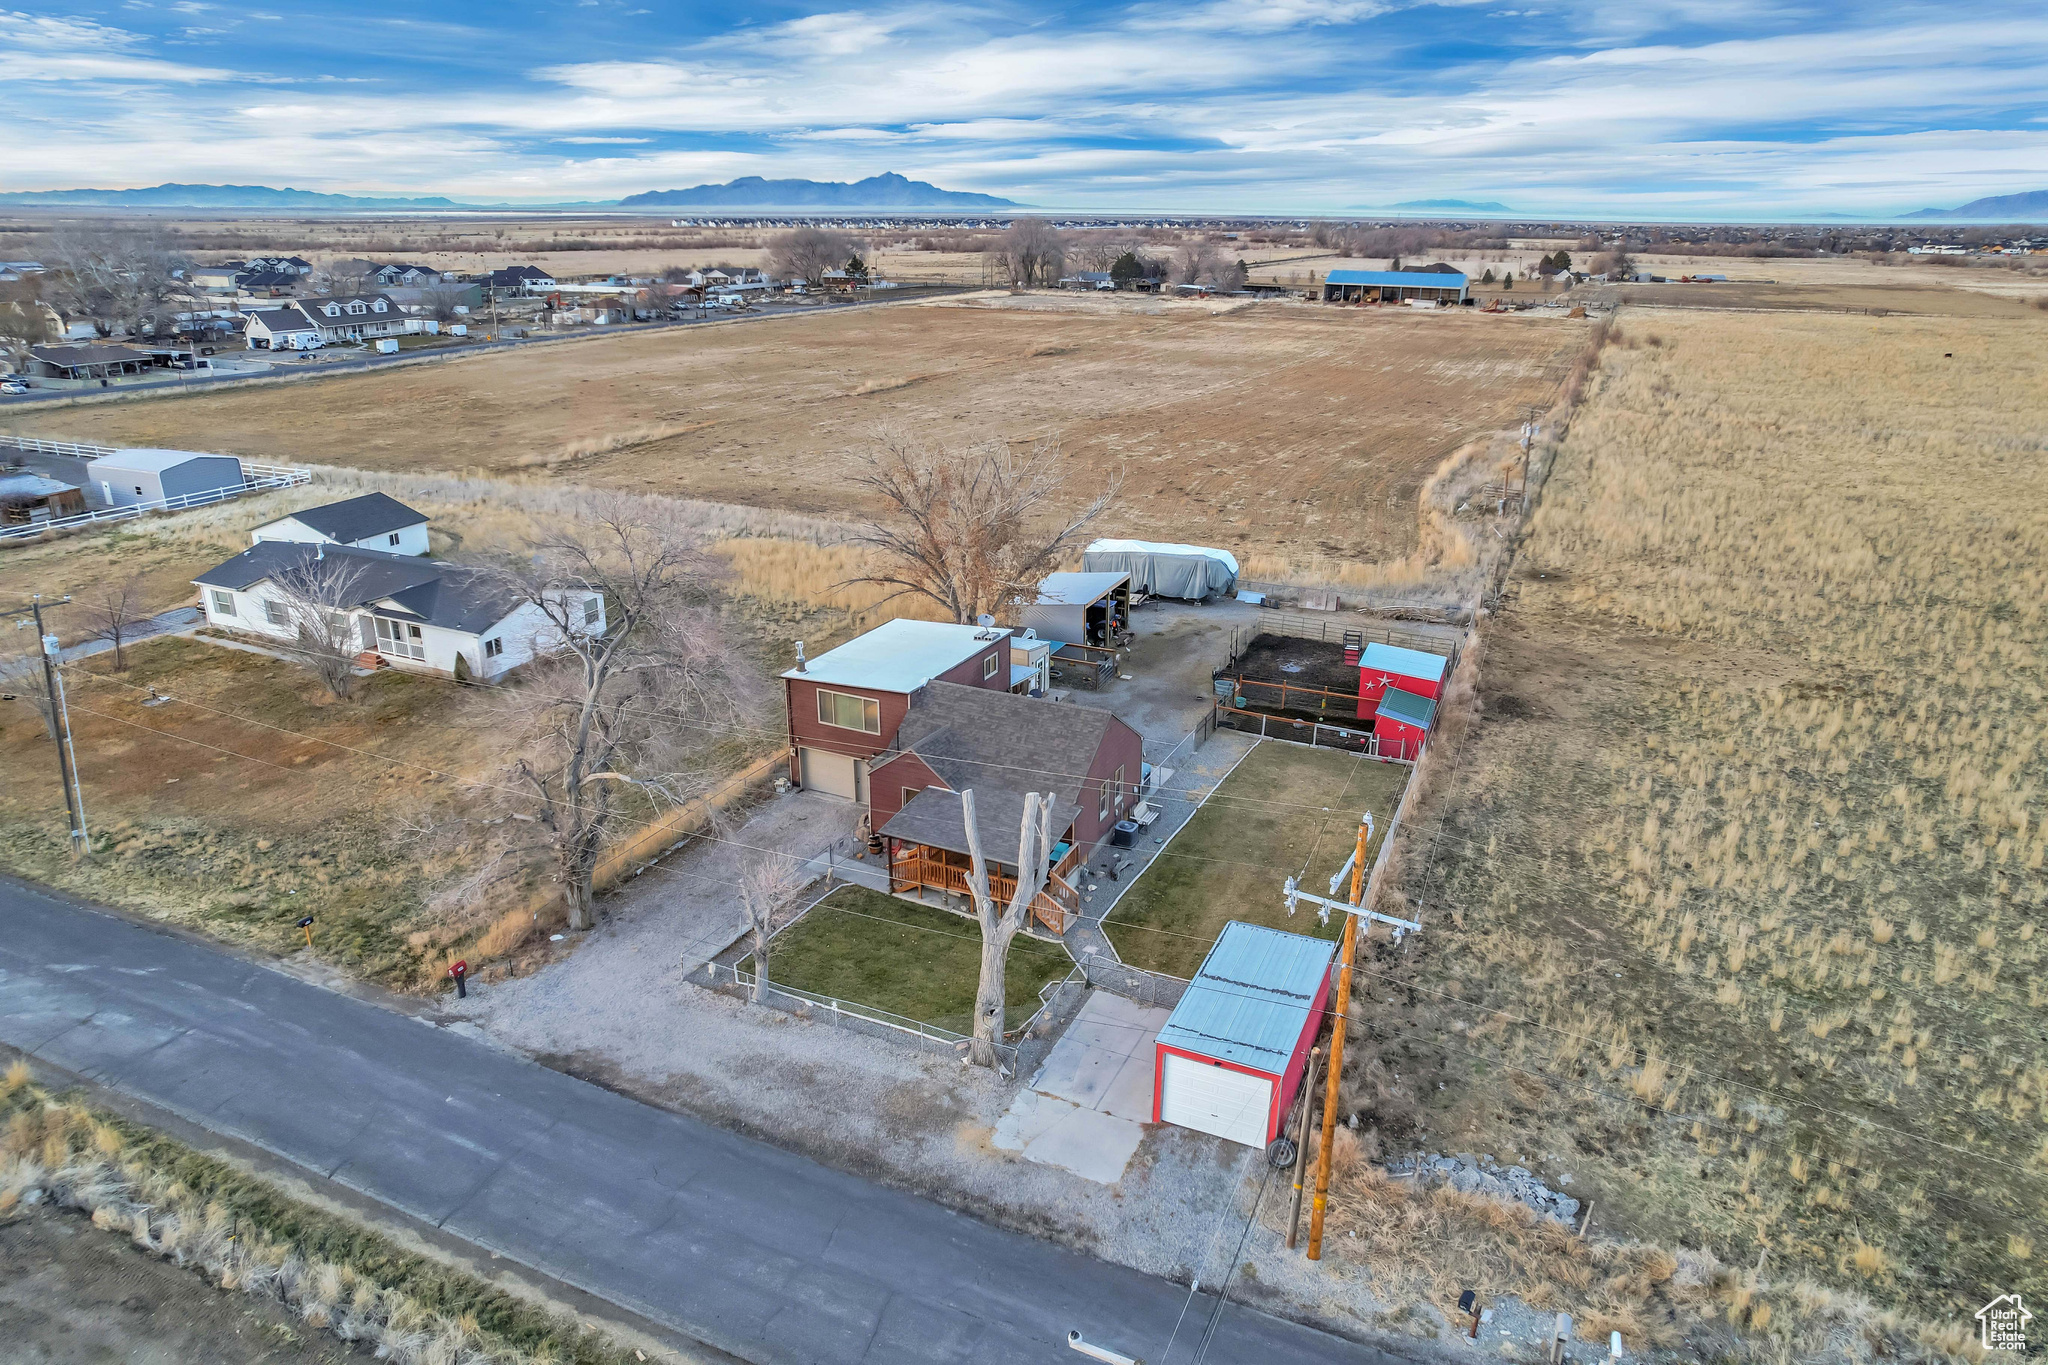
(210, 589, 235, 617)
(982, 651, 998, 679)
(583, 596, 601, 626)
(388, 532, 400, 546)
(484, 637, 504, 659)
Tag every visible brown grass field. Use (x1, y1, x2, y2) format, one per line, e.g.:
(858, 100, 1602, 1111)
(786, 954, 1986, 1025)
(12, 301, 1587, 565)
(1354, 308, 2048, 1346)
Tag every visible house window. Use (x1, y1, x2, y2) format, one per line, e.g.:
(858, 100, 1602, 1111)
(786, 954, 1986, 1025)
(1098, 781, 1110, 824)
(982, 651, 998, 679)
(815, 689, 881, 734)
(484, 637, 503, 659)
(133, 485, 144, 496)
(1113, 765, 1127, 815)
(264, 599, 289, 629)
(583, 596, 601, 626)
(210, 590, 235, 617)
(388, 532, 401, 546)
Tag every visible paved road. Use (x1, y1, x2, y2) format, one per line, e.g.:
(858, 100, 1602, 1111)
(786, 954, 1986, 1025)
(0, 879, 1396, 1365)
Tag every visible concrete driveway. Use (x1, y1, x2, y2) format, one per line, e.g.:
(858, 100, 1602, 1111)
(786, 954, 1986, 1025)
(995, 992, 1169, 1184)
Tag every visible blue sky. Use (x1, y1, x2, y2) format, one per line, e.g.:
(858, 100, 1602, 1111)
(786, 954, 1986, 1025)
(3, 1, 2046, 214)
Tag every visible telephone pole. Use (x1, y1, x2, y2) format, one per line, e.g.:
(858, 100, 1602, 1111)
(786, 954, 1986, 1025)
(1306, 815, 1370, 1260)
(7, 595, 87, 857)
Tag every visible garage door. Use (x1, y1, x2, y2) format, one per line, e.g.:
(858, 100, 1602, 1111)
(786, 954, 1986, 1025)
(1158, 1052, 1272, 1148)
(800, 747, 859, 801)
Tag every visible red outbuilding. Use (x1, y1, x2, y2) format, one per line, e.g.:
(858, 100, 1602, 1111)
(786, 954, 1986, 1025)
(1373, 687, 1436, 761)
(1356, 641, 1448, 720)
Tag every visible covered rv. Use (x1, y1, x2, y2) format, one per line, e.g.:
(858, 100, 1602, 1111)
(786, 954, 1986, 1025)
(1081, 539, 1239, 601)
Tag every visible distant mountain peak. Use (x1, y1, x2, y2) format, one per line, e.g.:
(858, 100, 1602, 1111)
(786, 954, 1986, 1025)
(1388, 198, 1513, 212)
(619, 173, 1019, 210)
(0, 183, 465, 209)
(1903, 188, 2048, 221)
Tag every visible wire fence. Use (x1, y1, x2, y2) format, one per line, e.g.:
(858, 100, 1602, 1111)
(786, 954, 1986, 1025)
(1075, 954, 1191, 1011)
(1211, 703, 1406, 760)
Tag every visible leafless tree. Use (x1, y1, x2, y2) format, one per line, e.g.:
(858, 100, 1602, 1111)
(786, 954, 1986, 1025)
(269, 555, 373, 699)
(992, 217, 1065, 288)
(45, 225, 189, 337)
(418, 284, 469, 323)
(740, 853, 809, 1004)
(847, 435, 1119, 624)
(960, 788, 1053, 1068)
(1169, 241, 1244, 290)
(0, 279, 52, 372)
(0, 649, 57, 740)
(85, 573, 146, 671)
(490, 501, 755, 931)
(318, 259, 379, 298)
(769, 227, 857, 288)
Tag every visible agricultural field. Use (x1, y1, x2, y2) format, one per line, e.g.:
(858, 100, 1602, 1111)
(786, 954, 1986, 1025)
(1109, 740, 1408, 978)
(1360, 308, 2048, 1337)
(15, 300, 1588, 566)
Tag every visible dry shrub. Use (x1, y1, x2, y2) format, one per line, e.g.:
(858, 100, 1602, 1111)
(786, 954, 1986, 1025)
(714, 537, 953, 626)
(472, 907, 535, 959)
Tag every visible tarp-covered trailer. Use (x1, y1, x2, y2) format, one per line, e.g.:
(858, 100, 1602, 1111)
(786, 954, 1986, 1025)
(1082, 539, 1239, 601)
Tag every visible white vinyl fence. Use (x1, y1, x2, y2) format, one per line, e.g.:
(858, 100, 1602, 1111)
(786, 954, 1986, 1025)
(1, 436, 311, 544)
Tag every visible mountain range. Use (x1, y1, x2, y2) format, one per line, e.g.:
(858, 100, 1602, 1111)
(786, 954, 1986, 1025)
(619, 173, 1017, 209)
(1903, 189, 2048, 220)
(0, 174, 1018, 212)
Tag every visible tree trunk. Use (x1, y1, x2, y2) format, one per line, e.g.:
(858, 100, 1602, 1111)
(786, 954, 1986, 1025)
(970, 921, 1020, 1067)
(751, 927, 770, 1004)
(564, 872, 594, 931)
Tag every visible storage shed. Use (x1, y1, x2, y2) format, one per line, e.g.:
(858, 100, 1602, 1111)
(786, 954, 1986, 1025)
(84, 448, 245, 509)
(1082, 538, 1239, 601)
(1021, 571, 1130, 648)
(1374, 687, 1436, 761)
(1153, 923, 1335, 1148)
(1356, 641, 1449, 718)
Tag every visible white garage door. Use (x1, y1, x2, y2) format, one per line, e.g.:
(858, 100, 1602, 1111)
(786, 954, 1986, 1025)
(800, 747, 859, 801)
(1158, 1052, 1272, 1148)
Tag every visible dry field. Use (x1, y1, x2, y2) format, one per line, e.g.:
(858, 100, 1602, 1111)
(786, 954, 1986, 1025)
(16, 301, 1588, 565)
(1356, 308, 2048, 1344)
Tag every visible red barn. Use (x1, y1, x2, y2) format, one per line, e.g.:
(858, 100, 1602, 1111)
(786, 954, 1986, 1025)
(1356, 641, 1448, 720)
(1374, 687, 1436, 760)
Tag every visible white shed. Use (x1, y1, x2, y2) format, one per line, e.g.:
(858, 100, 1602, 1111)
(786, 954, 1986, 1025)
(85, 449, 246, 509)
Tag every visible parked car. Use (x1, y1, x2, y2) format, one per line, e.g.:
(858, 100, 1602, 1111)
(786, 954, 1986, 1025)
(0, 377, 28, 394)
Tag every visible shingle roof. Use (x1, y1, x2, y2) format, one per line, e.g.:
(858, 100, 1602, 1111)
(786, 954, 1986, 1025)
(245, 308, 319, 334)
(193, 542, 524, 636)
(875, 681, 1127, 859)
(29, 342, 151, 367)
(269, 492, 426, 543)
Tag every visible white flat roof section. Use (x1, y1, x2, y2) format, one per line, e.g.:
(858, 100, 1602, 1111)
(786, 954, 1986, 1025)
(1036, 571, 1130, 605)
(782, 618, 1009, 693)
(95, 448, 237, 473)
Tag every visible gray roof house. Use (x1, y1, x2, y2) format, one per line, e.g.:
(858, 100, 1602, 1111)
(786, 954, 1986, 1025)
(192, 541, 604, 681)
(251, 493, 431, 555)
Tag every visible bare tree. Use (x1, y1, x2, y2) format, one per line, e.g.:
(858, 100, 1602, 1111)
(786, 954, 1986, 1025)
(85, 573, 145, 671)
(0, 279, 52, 372)
(1169, 241, 1244, 290)
(418, 284, 468, 323)
(848, 435, 1119, 624)
(318, 259, 379, 298)
(960, 787, 1053, 1068)
(740, 853, 809, 1004)
(495, 501, 754, 931)
(0, 649, 57, 740)
(269, 555, 373, 699)
(46, 225, 189, 337)
(992, 217, 1065, 288)
(769, 227, 856, 288)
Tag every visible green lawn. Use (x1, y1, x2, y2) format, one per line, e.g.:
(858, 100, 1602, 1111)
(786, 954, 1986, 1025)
(1106, 740, 1410, 978)
(745, 886, 1073, 1035)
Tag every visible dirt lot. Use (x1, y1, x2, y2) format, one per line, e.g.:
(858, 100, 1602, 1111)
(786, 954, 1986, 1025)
(19, 301, 1588, 564)
(0, 1207, 359, 1365)
(1368, 308, 2048, 1333)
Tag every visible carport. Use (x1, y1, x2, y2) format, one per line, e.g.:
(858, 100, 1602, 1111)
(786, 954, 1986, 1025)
(1021, 571, 1131, 649)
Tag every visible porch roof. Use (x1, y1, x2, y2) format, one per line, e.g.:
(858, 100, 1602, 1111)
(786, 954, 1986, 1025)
(881, 785, 1081, 863)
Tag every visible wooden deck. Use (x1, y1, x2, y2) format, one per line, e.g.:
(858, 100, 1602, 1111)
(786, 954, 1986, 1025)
(887, 841, 1083, 934)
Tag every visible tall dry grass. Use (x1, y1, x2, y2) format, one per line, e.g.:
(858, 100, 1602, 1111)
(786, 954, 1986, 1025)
(1382, 308, 2048, 1331)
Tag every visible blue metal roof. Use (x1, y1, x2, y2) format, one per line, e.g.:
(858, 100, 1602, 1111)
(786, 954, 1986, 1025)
(1156, 923, 1334, 1075)
(1376, 687, 1437, 729)
(1324, 270, 1468, 289)
(1360, 640, 1448, 682)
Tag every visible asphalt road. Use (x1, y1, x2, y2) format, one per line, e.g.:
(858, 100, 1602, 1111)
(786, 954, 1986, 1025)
(0, 879, 1398, 1365)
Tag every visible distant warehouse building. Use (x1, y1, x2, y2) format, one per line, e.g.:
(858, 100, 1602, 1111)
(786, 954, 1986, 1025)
(1321, 269, 1469, 305)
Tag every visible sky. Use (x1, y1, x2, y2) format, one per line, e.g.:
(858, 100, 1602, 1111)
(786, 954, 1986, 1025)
(2, 1, 2046, 215)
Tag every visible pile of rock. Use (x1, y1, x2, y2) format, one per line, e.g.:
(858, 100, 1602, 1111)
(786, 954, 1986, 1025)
(1383, 1151, 1581, 1225)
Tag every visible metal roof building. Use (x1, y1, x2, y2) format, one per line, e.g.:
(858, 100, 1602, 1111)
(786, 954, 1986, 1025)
(1321, 269, 1469, 304)
(1153, 922, 1335, 1148)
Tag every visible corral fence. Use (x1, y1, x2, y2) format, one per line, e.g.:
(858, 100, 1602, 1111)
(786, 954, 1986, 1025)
(1225, 616, 1463, 677)
(1212, 703, 1410, 760)
(0, 435, 313, 545)
(1214, 674, 1358, 720)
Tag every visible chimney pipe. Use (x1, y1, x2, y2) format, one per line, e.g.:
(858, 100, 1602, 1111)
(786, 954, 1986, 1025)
(794, 640, 806, 673)
(315, 542, 323, 560)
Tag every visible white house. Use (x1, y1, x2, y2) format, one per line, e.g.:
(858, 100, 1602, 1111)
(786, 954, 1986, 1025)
(242, 295, 404, 349)
(251, 492, 430, 556)
(192, 542, 605, 681)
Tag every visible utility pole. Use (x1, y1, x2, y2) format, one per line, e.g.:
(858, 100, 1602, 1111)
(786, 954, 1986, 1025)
(1307, 816, 1370, 1259)
(1285, 1046, 1321, 1249)
(8, 595, 87, 857)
